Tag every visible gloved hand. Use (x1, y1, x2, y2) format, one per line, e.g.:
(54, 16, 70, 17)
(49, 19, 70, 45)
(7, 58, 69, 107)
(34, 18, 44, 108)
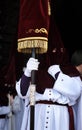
(24, 57, 40, 77)
(48, 65, 62, 79)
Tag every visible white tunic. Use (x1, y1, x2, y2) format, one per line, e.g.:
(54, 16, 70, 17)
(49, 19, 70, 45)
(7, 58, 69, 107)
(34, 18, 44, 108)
(0, 106, 11, 130)
(16, 72, 82, 130)
(12, 95, 24, 130)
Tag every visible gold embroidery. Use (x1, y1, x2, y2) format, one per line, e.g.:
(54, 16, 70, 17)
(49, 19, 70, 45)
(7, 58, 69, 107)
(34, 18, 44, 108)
(48, 0, 51, 15)
(26, 28, 48, 35)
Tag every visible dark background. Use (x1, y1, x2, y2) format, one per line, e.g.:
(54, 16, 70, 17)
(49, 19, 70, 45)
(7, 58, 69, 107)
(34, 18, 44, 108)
(0, 0, 82, 71)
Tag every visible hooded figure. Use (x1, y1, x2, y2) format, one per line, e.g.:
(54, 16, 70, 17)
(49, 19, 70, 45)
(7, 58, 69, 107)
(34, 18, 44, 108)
(16, 47, 82, 130)
(15, 0, 82, 130)
(15, 2, 82, 130)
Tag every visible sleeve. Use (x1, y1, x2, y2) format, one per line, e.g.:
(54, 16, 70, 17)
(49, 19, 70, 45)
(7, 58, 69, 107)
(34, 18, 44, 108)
(54, 73, 81, 105)
(12, 96, 21, 114)
(20, 74, 31, 96)
(16, 75, 31, 99)
(0, 106, 11, 115)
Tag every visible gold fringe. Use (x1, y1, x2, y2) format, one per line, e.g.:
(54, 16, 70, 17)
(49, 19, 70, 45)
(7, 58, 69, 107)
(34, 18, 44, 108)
(17, 37, 48, 54)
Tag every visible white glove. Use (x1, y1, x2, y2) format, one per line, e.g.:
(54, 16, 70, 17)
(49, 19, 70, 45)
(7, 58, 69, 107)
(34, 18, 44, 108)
(24, 57, 40, 77)
(48, 65, 62, 79)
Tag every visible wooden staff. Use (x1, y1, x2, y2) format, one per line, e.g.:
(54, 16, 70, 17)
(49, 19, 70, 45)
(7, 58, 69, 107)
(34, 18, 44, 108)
(29, 48, 36, 130)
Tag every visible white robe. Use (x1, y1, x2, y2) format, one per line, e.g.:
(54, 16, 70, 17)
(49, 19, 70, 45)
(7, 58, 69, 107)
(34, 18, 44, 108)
(16, 72, 82, 130)
(12, 95, 24, 130)
(0, 106, 11, 130)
